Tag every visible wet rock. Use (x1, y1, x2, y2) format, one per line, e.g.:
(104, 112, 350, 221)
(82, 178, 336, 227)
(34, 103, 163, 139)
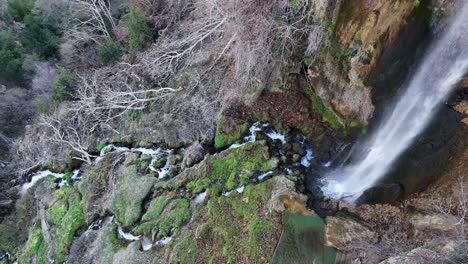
(408, 210, 459, 234)
(325, 213, 378, 250)
(168, 154, 183, 166)
(182, 142, 205, 168)
(267, 176, 316, 216)
(112, 163, 156, 226)
(168, 166, 180, 177)
(152, 156, 167, 169)
(357, 183, 404, 204)
(292, 142, 306, 156)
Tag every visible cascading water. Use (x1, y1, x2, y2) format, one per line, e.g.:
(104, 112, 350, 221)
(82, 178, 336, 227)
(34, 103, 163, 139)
(322, 3, 468, 202)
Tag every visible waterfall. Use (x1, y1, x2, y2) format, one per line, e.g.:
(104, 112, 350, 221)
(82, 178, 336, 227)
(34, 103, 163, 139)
(321, 4, 468, 202)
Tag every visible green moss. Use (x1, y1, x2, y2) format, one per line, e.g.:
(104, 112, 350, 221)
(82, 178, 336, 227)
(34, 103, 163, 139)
(152, 156, 167, 169)
(210, 141, 275, 189)
(186, 178, 211, 193)
(311, 96, 342, 130)
(50, 187, 85, 263)
(133, 198, 190, 239)
(199, 180, 279, 263)
(302, 57, 312, 67)
(322, 18, 356, 74)
(171, 234, 198, 263)
(141, 196, 168, 221)
(393, 1, 400, 12)
(47, 198, 67, 225)
(112, 165, 156, 226)
(96, 140, 108, 152)
(78, 159, 113, 223)
(214, 116, 249, 149)
(18, 226, 48, 264)
(63, 171, 72, 185)
(347, 119, 362, 129)
(185, 141, 276, 192)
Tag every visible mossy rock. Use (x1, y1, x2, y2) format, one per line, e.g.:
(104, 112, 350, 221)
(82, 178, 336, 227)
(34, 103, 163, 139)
(112, 165, 156, 226)
(17, 226, 48, 264)
(185, 140, 278, 192)
(181, 179, 281, 263)
(152, 156, 167, 169)
(214, 116, 249, 149)
(171, 234, 198, 263)
(311, 96, 342, 130)
(78, 157, 115, 223)
(133, 198, 190, 239)
(48, 187, 86, 263)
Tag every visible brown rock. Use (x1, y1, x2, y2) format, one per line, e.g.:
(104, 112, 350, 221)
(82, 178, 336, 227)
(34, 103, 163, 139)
(267, 176, 316, 216)
(325, 214, 378, 250)
(409, 211, 459, 234)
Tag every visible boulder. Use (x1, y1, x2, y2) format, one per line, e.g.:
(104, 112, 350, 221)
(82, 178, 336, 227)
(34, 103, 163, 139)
(325, 214, 378, 250)
(409, 211, 460, 234)
(182, 142, 205, 168)
(267, 176, 316, 216)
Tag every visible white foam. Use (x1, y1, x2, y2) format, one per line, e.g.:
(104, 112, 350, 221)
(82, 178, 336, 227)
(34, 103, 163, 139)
(155, 237, 172, 247)
(141, 236, 153, 251)
(193, 190, 207, 204)
(266, 130, 286, 144)
(117, 223, 140, 241)
(300, 148, 313, 167)
(257, 171, 273, 181)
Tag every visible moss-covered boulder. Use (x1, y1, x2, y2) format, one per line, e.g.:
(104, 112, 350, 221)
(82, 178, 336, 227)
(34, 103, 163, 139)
(133, 197, 190, 240)
(214, 115, 249, 149)
(17, 227, 48, 264)
(169, 178, 282, 263)
(112, 164, 156, 226)
(78, 155, 115, 223)
(190, 140, 278, 191)
(18, 186, 85, 264)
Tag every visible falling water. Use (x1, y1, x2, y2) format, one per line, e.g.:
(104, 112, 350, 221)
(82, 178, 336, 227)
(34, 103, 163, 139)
(322, 4, 468, 202)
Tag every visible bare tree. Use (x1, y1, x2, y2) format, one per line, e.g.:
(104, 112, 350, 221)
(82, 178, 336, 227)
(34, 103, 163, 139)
(68, 0, 117, 44)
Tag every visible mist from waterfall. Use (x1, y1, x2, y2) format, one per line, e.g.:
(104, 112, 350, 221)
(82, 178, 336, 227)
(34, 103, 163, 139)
(321, 3, 468, 202)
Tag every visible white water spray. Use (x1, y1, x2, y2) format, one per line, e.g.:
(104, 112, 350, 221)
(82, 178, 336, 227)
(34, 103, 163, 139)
(322, 4, 468, 202)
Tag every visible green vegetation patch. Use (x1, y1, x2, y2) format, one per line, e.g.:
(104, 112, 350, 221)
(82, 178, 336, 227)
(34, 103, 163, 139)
(51, 68, 76, 102)
(112, 165, 156, 226)
(78, 158, 114, 223)
(171, 234, 198, 263)
(186, 141, 277, 192)
(97, 40, 124, 64)
(7, 0, 34, 22)
(214, 116, 249, 149)
(0, 32, 26, 82)
(18, 226, 48, 264)
(172, 180, 281, 263)
(141, 196, 169, 221)
(133, 198, 190, 239)
(271, 212, 337, 264)
(311, 96, 342, 130)
(121, 4, 150, 51)
(43, 186, 85, 263)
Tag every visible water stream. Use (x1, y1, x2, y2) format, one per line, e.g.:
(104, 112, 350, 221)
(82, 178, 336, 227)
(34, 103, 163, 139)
(322, 4, 468, 202)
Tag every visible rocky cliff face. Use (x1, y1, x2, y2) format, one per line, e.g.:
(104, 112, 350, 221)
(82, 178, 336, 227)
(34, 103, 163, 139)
(0, 0, 466, 263)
